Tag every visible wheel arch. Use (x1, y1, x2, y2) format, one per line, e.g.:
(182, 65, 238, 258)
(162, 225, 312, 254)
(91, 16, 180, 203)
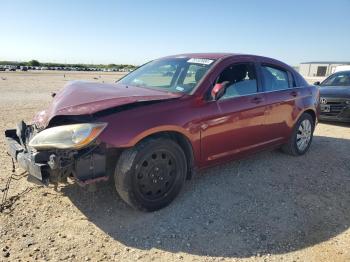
(133, 130, 195, 180)
(302, 109, 317, 126)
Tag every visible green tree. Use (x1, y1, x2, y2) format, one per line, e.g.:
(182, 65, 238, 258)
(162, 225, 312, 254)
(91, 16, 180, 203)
(27, 60, 40, 66)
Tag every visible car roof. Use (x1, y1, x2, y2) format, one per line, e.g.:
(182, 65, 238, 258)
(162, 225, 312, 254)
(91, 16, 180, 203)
(163, 53, 289, 66)
(168, 53, 237, 59)
(164, 53, 241, 60)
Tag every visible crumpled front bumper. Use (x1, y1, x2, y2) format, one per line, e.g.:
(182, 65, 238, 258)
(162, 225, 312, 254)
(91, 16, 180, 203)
(4, 123, 109, 185)
(5, 129, 50, 183)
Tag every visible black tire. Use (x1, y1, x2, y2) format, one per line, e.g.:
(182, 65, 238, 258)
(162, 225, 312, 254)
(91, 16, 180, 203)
(114, 138, 187, 211)
(281, 113, 315, 156)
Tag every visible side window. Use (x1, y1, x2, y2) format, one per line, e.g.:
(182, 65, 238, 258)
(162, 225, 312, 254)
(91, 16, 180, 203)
(216, 63, 258, 99)
(261, 66, 290, 91)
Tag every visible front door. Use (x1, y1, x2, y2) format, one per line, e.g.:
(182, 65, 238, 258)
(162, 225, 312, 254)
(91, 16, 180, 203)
(200, 62, 267, 165)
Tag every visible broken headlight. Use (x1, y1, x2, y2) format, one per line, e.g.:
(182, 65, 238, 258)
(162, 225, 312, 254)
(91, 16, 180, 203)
(29, 123, 107, 150)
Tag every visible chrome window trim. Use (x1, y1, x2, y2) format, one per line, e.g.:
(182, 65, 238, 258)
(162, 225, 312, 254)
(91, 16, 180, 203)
(217, 86, 305, 101)
(261, 86, 305, 94)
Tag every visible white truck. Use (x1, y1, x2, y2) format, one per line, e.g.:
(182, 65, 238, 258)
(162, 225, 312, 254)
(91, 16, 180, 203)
(334, 65, 350, 73)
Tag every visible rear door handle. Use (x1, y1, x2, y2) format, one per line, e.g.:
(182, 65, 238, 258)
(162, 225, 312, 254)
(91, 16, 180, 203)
(290, 91, 298, 97)
(251, 96, 264, 104)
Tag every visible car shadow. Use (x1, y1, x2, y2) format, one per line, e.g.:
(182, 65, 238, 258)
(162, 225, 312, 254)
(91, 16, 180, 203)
(62, 135, 350, 258)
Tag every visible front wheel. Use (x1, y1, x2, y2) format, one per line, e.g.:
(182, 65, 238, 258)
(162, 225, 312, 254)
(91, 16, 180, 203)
(114, 138, 187, 211)
(282, 113, 315, 156)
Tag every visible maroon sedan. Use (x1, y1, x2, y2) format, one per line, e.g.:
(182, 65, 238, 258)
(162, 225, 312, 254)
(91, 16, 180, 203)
(5, 53, 320, 211)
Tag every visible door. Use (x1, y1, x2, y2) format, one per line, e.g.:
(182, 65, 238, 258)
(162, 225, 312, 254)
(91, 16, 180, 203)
(260, 64, 298, 143)
(316, 66, 327, 77)
(200, 62, 267, 165)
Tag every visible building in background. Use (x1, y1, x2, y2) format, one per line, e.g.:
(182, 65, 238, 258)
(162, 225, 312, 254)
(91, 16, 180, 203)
(299, 62, 350, 77)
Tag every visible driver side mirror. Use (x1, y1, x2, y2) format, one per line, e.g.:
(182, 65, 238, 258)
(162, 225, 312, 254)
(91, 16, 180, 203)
(211, 82, 229, 100)
(314, 81, 320, 85)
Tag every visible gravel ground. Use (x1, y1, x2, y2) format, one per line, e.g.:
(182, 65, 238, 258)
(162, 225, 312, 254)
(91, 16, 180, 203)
(0, 71, 349, 262)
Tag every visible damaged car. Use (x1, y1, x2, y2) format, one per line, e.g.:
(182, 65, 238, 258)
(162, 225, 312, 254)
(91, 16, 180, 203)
(5, 53, 320, 211)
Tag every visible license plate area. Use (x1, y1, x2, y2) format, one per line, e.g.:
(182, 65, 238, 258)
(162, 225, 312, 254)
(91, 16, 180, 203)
(321, 104, 330, 112)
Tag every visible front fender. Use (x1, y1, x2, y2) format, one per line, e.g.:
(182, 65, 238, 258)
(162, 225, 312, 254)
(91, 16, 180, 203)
(99, 124, 194, 148)
(94, 96, 202, 166)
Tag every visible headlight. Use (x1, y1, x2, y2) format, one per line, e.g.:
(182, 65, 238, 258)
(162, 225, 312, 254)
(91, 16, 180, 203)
(29, 123, 107, 150)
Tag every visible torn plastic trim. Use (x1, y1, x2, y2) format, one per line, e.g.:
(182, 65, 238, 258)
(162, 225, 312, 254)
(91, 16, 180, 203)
(5, 125, 110, 186)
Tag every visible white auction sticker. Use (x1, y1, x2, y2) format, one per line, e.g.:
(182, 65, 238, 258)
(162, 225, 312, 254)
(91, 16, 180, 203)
(187, 58, 214, 65)
(175, 86, 185, 91)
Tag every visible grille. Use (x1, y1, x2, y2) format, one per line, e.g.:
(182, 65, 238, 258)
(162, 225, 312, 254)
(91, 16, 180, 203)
(320, 97, 349, 116)
(330, 104, 345, 112)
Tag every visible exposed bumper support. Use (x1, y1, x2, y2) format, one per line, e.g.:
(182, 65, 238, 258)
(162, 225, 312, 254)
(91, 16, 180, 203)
(5, 129, 49, 183)
(5, 126, 108, 185)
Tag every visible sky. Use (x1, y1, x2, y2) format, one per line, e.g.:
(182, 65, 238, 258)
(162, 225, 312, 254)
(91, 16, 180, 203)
(1, 0, 350, 66)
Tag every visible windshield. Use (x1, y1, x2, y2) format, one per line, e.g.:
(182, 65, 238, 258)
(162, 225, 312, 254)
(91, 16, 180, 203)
(118, 57, 215, 93)
(321, 71, 350, 86)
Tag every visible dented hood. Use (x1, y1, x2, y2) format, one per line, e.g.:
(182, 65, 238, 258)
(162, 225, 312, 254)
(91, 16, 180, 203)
(33, 81, 183, 128)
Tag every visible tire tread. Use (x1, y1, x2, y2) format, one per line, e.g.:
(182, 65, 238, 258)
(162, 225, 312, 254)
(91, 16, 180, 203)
(114, 138, 186, 211)
(281, 112, 314, 156)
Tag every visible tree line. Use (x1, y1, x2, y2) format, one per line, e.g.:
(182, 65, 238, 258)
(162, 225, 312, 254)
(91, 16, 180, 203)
(0, 60, 137, 70)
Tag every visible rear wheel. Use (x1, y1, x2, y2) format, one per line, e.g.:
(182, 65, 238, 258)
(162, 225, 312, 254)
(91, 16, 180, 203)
(114, 138, 187, 211)
(282, 113, 315, 156)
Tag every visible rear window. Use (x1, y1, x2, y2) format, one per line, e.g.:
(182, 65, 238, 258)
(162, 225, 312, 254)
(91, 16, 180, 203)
(262, 66, 290, 91)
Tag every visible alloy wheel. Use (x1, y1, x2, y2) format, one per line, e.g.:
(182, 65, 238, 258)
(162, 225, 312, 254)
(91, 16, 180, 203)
(296, 119, 312, 151)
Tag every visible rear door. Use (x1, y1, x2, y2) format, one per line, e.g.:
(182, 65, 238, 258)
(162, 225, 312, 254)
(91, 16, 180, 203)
(259, 63, 299, 142)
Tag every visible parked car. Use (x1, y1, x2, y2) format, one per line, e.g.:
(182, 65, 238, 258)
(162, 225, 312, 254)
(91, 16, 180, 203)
(314, 70, 350, 122)
(334, 65, 350, 73)
(5, 53, 320, 211)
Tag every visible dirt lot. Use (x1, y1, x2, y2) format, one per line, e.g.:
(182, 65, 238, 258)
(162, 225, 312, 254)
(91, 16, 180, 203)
(0, 71, 349, 261)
